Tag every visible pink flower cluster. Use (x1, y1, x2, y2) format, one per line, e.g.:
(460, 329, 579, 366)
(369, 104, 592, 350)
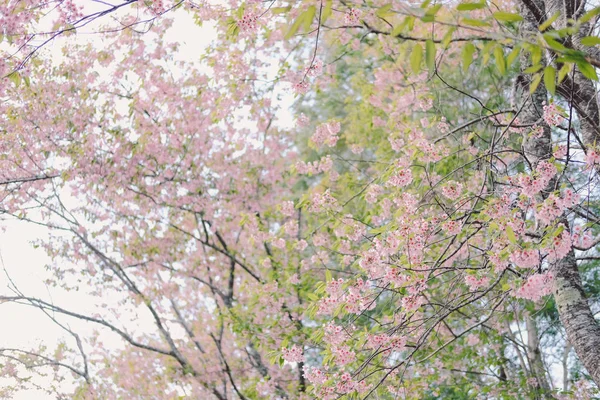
(542, 102, 564, 126)
(545, 230, 572, 262)
(515, 273, 553, 301)
(332, 345, 356, 365)
(344, 8, 361, 25)
(305, 59, 324, 77)
(366, 333, 407, 351)
(303, 366, 327, 384)
(509, 248, 540, 269)
(573, 226, 594, 249)
(515, 161, 557, 197)
(402, 294, 424, 311)
(293, 80, 310, 94)
(281, 200, 295, 217)
(309, 190, 340, 213)
(296, 155, 334, 175)
(465, 275, 490, 291)
(586, 148, 600, 169)
(442, 181, 463, 200)
(443, 220, 461, 235)
(237, 12, 258, 32)
(281, 345, 304, 363)
(311, 121, 341, 147)
(387, 169, 413, 188)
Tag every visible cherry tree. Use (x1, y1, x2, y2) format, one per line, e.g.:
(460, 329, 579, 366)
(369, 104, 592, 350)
(2, 0, 600, 399)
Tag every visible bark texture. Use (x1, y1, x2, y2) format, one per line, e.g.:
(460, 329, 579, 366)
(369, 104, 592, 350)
(517, 0, 600, 386)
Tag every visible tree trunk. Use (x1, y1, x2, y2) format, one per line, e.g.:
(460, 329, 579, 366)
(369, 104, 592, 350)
(516, 0, 600, 386)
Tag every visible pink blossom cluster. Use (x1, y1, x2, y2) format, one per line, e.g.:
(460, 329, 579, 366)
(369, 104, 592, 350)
(573, 226, 595, 249)
(311, 121, 341, 147)
(554, 145, 568, 159)
(542, 102, 564, 126)
(334, 215, 366, 242)
(509, 248, 540, 269)
(384, 267, 409, 287)
(293, 80, 310, 94)
(57, 0, 84, 23)
(466, 333, 480, 346)
(537, 195, 564, 225)
(366, 333, 407, 351)
(318, 279, 372, 316)
(545, 230, 572, 262)
(442, 181, 463, 200)
(389, 136, 405, 152)
(387, 169, 413, 188)
(296, 113, 309, 127)
(332, 345, 356, 365)
(442, 220, 461, 235)
(515, 273, 553, 301)
(305, 59, 324, 78)
(281, 345, 305, 363)
(586, 148, 600, 169)
(465, 275, 490, 291)
(336, 372, 372, 394)
(303, 366, 327, 385)
(359, 248, 384, 279)
(237, 12, 258, 32)
(296, 155, 334, 175)
(309, 190, 340, 213)
(344, 8, 361, 25)
(280, 200, 295, 217)
(517, 161, 557, 197)
(366, 184, 383, 204)
(326, 278, 345, 296)
(402, 294, 424, 311)
(345, 279, 373, 314)
(489, 253, 509, 272)
(324, 322, 347, 345)
(438, 116, 450, 133)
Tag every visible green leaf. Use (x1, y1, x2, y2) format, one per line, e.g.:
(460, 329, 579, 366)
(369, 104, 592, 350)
(457, 2, 486, 11)
(523, 64, 542, 74)
(462, 42, 476, 72)
(410, 43, 423, 73)
(529, 45, 543, 65)
(8, 72, 21, 87)
(577, 61, 598, 80)
(579, 7, 600, 23)
(506, 225, 517, 244)
(557, 63, 572, 83)
(426, 39, 436, 72)
(493, 11, 523, 22)
(306, 293, 319, 301)
(506, 44, 521, 67)
(544, 66, 556, 95)
(322, 0, 333, 22)
(271, 6, 291, 14)
(441, 27, 456, 49)
(303, 6, 316, 32)
(539, 11, 559, 31)
(461, 18, 491, 27)
(425, 3, 443, 16)
(581, 36, 600, 46)
(494, 46, 506, 74)
(530, 73, 542, 93)
(543, 35, 568, 52)
(325, 269, 333, 282)
(376, 3, 394, 18)
(285, 14, 304, 39)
